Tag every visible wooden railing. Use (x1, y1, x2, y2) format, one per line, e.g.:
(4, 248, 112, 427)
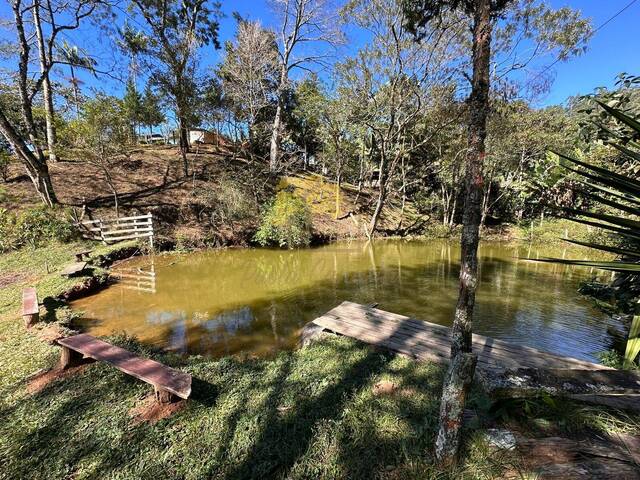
(77, 213, 154, 248)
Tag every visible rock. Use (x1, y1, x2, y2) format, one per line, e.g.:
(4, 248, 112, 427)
(299, 322, 333, 348)
(482, 428, 516, 451)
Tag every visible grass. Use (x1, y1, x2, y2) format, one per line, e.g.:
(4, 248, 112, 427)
(0, 240, 638, 479)
(0, 240, 138, 316)
(0, 321, 520, 480)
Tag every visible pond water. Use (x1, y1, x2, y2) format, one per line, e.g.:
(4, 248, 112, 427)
(72, 240, 621, 362)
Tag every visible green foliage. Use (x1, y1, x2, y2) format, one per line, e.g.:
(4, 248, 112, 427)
(254, 190, 312, 248)
(597, 350, 630, 370)
(0, 150, 11, 182)
(0, 206, 76, 252)
(122, 78, 144, 135)
(545, 94, 640, 368)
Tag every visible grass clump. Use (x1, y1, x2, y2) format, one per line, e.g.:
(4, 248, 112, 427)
(255, 190, 312, 248)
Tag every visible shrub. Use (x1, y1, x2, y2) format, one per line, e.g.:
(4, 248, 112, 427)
(0, 151, 11, 182)
(192, 178, 256, 226)
(0, 206, 76, 251)
(0, 208, 18, 251)
(254, 190, 312, 248)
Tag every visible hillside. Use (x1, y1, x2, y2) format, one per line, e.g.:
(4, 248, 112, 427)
(1, 145, 423, 248)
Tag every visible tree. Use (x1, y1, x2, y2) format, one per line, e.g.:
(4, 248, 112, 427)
(268, 0, 339, 172)
(403, 0, 591, 465)
(338, 0, 458, 238)
(290, 76, 325, 170)
(122, 79, 144, 139)
(1, 0, 100, 206)
(65, 95, 133, 217)
(140, 84, 165, 135)
(57, 42, 97, 120)
(126, 0, 221, 176)
(218, 18, 279, 149)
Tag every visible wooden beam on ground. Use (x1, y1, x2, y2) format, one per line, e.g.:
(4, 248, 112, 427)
(22, 287, 39, 328)
(477, 367, 640, 412)
(57, 334, 191, 403)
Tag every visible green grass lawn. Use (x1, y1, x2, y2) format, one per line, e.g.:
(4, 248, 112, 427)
(0, 241, 638, 479)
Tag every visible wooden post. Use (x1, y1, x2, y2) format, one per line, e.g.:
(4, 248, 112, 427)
(99, 219, 106, 245)
(59, 346, 84, 369)
(154, 385, 177, 404)
(148, 212, 154, 250)
(23, 312, 39, 328)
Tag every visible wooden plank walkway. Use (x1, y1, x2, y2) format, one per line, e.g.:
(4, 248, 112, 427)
(312, 301, 612, 373)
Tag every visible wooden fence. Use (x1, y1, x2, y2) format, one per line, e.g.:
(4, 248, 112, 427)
(77, 213, 154, 248)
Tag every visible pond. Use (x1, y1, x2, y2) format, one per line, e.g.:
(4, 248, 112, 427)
(72, 239, 621, 362)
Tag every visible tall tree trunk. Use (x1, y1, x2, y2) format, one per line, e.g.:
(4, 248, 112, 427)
(70, 65, 80, 120)
(435, 0, 491, 466)
(178, 113, 189, 177)
(270, 65, 288, 172)
(0, 109, 58, 206)
(32, 1, 57, 163)
(368, 149, 387, 238)
(269, 101, 282, 172)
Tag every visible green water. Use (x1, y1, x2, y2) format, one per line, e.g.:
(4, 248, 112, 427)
(72, 239, 619, 362)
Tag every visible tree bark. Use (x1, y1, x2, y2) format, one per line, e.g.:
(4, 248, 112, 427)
(270, 64, 288, 172)
(0, 109, 58, 206)
(269, 99, 283, 172)
(32, 0, 57, 163)
(178, 113, 189, 177)
(6, 0, 58, 206)
(368, 151, 387, 238)
(435, 0, 492, 466)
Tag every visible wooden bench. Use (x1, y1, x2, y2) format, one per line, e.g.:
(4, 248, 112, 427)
(57, 334, 192, 403)
(22, 287, 39, 328)
(74, 249, 93, 262)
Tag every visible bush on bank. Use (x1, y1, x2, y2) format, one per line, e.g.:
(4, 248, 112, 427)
(0, 206, 77, 252)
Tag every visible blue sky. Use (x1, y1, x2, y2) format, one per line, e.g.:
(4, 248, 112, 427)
(540, 0, 640, 105)
(1, 0, 638, 108)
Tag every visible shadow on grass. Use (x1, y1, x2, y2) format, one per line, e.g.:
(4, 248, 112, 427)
(1, 336, 448, 480)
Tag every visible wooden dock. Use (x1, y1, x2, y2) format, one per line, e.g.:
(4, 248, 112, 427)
(312, 301, 612, 373)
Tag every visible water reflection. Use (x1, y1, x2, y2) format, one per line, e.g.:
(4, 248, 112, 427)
(72, 240, 622, 361)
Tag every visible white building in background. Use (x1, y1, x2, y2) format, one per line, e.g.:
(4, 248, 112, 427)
(188, 128, 217, 145)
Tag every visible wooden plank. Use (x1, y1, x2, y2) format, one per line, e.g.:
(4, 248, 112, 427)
(332, 302, 610, 370)
(102, 227, 153, 236)
(103, 232, 153, 242)
(338, 302, 609, 370)
(60, 262, 88, 277)
(57, 334, 191, 399)
(22, 287, 39, 328)
(568, 394, 640, 412)
(313, 302, 611, 373)
(102, 220, 152, 228)
(22, 288, 39, 315)
(79, 213, 152, 225)
(321, 310, 589, 371)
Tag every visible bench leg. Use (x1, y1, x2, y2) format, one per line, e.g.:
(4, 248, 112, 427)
(23, 313, 39, 328)
(59, 346, 83, 369)
(154, 386, 178, 404)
